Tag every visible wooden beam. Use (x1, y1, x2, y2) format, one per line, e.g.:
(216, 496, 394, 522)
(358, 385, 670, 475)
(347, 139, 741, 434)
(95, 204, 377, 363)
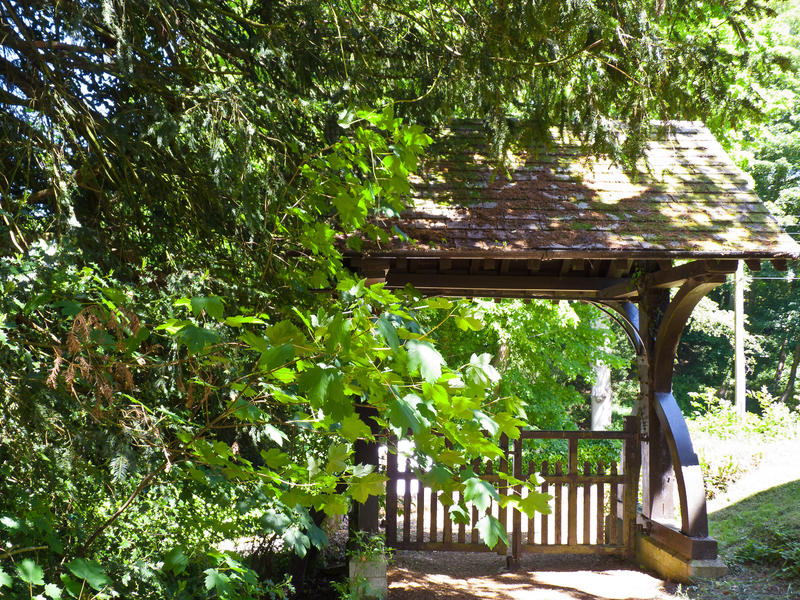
(597, 279, 637, 300)
(645, 259, 737, 289)
(384, 273, 625, 293)
(745, 259, 762, 271)
(526, 258, 541, 273)
(772, 258, 788, 271)
(607, 259, 633, 278)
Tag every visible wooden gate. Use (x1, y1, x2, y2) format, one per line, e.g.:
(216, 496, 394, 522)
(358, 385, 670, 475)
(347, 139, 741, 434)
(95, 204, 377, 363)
(385, 417, 640, 560)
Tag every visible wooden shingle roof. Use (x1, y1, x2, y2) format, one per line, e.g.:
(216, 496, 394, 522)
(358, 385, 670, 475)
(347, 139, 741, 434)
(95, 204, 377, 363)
(360, 120, 799, 261)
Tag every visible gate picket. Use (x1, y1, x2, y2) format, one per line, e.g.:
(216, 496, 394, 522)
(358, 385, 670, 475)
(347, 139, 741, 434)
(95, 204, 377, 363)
(596, 461, 605, 545)
(540, 461, 549, 545)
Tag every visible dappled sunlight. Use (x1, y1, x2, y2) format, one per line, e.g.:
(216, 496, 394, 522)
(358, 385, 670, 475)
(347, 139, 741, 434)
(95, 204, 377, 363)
(390, 551, 676, 600)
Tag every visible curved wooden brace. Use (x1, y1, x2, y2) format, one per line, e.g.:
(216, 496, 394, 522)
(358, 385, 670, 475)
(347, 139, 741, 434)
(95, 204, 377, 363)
(653, 278, 723, 393)
(594, 301, 644, 356)
(651, 276, 725, 537)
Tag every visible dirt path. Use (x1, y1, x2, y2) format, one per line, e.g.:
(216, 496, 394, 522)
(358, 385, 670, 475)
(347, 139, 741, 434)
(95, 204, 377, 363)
(388, 437, 800, 600)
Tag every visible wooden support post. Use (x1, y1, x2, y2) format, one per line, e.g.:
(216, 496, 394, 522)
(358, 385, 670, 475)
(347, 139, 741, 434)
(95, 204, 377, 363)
(639, 288, 675, 524)
(352, 406, 380, 536)
(622, 416, 641, 558)
(498, 434, 509, 556)
(386, 440, 398, 547)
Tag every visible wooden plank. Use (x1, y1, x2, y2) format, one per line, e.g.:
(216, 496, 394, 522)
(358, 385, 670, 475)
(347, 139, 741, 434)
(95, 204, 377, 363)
(596, 461, 605, 545)
(609, 463, 619, 545)
(568, 438, 578, 546)
(386, 446, 398, 546)
(519, 544, 625, 556)
(472, 504, 479, 544)
(417, 478, 425, 543)
(528, 460, 536, 545)
(583, 462, 592, 544)
(541, 461, 549, 545)
(403, 459, 412, 544)
(442, 493, 452, 547)
(554, 461, 563, 545)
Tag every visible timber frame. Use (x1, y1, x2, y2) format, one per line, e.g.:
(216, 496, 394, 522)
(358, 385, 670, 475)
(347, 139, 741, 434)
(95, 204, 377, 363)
(345, 253, 782, 578)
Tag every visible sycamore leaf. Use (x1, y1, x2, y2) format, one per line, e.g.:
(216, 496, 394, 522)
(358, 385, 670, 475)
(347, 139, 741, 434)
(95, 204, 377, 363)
(475, 515, 508, 549)
(376, 314, 400, 350)
(386, 393, 426, 434)
(44, 583, 62, 599)
(162, 547, 189, 575)
(340, 414, 372, 441)
(466, 353, 500, 387)
(406, 340, 444, 383)
(516, 491, 553, 518)
(224, 315, 265, 327)
(261, 448, 290, 469)
(0, 567, 12, 588)
(190, 296, 224, 320)
(449, 504, 470, 525)
(326, 443, 350, 474)
(176, 324, 219, 354)
(65, 558, 110, 591)
(463, 476, 500, 513)
(322, 494, 349, 516)
(349, 472, 387, 503)
(204, 569, 233, 595)
(17, 559, 44, 585)
(283, 527, 310, 558)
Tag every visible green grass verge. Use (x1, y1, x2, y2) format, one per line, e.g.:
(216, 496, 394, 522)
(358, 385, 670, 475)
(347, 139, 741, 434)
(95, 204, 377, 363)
(710, 479, 800, 576)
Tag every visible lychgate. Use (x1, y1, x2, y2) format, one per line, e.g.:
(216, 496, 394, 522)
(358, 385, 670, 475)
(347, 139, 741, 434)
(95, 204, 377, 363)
(346, 120, 799, 581)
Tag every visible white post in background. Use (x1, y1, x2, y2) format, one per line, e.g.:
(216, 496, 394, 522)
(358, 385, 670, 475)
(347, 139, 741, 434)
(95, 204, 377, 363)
(735, 260, 746, 419)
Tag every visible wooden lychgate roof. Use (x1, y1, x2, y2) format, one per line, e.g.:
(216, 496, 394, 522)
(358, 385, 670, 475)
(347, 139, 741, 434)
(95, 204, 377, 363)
(346, 120, 799, 300)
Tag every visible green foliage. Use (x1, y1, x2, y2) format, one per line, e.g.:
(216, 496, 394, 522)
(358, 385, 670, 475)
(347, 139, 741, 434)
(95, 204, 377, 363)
(735, 532, 800, 578)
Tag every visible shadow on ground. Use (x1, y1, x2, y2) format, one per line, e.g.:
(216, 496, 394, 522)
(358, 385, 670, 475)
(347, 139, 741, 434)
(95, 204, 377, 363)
(389, 551, 678, 600)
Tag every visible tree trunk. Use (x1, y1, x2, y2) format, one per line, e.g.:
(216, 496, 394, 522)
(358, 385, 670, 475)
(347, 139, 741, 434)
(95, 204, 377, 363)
(779, 340, 800, 407)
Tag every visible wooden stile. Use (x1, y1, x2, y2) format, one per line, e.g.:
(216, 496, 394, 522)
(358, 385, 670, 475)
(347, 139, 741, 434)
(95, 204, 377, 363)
(442, 492, 452, 548)
(609, 463, 619, 545)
